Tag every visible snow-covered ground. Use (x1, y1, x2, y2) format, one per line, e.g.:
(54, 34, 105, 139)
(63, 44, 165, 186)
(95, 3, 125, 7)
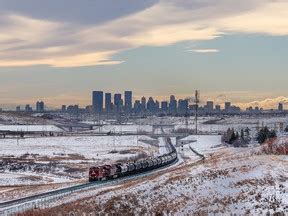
(91, 124, 153, 133)
(181, 135, 222, 153)
(0, 132, 162, 202)
(178, 135, 225, 162)
(0, 172, 70, 186)
(30, 145, 287, 215)
(0, 125, 62, 132)
(0, 112, 56, 125)
(1, 115, 287, 215)
(133, 116, 288, 136)
(0, 135, 156, 159)
(0, 134, 160, 190)
(174, 116, 288, 136)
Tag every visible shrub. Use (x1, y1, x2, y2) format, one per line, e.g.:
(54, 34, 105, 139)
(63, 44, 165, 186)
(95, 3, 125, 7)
(256, 127, 277, 144)
(222, 128, 238, 144)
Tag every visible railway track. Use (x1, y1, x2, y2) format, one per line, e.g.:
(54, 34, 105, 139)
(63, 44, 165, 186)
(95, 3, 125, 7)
(0, 158, 179, 215)
(189, 145, 205, 160)
(0, 136, 178, 216)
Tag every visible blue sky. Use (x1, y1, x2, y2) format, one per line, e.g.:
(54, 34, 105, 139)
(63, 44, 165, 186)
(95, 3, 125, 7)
(0, 0, 287, 109)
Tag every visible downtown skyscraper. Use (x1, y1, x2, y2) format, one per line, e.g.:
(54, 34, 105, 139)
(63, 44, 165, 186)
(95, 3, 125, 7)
(124, 91, 132, 112)
(105, 93, 112, 113)
(92, 91, 103, 113)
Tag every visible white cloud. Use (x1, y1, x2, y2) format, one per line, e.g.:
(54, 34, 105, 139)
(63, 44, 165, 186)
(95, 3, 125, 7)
(0, 0, 287, 67)
(236, 96, 288, 109)
(188, 49, 219, 53)
(215, 1, 288, 36)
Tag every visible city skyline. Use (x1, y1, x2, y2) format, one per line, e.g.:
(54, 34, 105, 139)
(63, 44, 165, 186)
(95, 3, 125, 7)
(1, 90, 288, 111)
(8, 90, 286, 113)
(0, 1, 287, 109)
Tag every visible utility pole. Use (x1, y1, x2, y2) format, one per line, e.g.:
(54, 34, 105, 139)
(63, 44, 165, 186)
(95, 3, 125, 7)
(195, 90, 200, 135)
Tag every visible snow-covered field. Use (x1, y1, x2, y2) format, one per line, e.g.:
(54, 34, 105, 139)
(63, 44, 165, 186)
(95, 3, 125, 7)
(0, 125, 62, 132)
(0, 134, 159, 190)
(0, 135, 156, 159)
(23, 138, 288, 215)
(1, 115, 287, 215)
(83, 123, 153, 133)
(173, 116, 288, 136)
(0, 132, 162, 202)
(0, 112, 57, 125)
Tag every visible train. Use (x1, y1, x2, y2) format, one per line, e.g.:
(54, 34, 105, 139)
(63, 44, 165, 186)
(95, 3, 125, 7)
(89, 138, 177, 182)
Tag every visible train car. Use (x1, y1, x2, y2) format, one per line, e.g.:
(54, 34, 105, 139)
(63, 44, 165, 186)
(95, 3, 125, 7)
(127, 163, 136, 172)
(152, 158, 158, 167)
(147, 159, 154, 168)
(141, 160, 149, 169)
(167, 155, 173, 162)
(115, 164, 122, 175)
(108, 165, 118, 179)
(102, 165, 112, 180)
(89, 140, 178, 182)
(119, 164, 128, 176)
(159, 155, 166, 164)
(135, 162, 142, 170)
(156, 157, 162, 166)
(89, 166, 107, 181)
(89, 166, 100, 181)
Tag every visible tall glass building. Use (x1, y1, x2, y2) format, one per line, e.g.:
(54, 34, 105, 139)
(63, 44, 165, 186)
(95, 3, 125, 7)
(92, 91, 103, 113)
(114, 93, 122, 112)
(124, 91, 132, 111)
(105, 93, 112, 112)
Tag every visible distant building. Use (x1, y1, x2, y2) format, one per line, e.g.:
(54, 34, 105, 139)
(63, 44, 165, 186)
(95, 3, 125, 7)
(169, 95, 177, 113)
(133, 100, 141, 113)
(36, 101, 44, 112)
(141, 97, 146, 112)
(278, 103, 284, 112)
(161, 101, 168, 112)
(16, 106, 21, 112)
(147, 97, 156, 113)
(246, 106, 253, 112)
(248, 106, 262, 114)
(61, 105, 66, 112)
(114, 93, 122, 112)
(25, 104, 32, 112)
(105, 93, 112, 113)
(215, 105, 221, 112)
(67, 105, 79, 114)
(206, 101, 214, 112)
(225, 102, 231, 112)
(230, 106, 241, 114)
(190, 104, 198, 111)
(85, 105, 93, 112)
(155, 100, 160, 112)
(178, 99, 188, 114)
(124, 91, 132, 112)
(92, 91, 103, 113)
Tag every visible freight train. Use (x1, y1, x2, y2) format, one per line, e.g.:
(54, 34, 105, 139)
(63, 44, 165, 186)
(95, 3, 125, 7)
(89, 138, 177, 182)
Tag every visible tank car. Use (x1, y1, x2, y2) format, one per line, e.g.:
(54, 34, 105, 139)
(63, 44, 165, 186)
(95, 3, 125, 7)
(89, 140, 178, 182)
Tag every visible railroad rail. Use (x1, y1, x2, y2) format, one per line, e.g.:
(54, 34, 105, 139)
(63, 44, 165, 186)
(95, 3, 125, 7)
(189, 145, 205, 160)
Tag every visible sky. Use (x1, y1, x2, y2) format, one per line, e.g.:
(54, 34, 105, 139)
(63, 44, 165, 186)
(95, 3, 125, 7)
(0, 0, 287, 109)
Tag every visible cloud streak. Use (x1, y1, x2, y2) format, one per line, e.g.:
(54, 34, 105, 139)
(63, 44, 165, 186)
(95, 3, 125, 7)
(0, 0, 287, 67)
(188, 49, 219, 53)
